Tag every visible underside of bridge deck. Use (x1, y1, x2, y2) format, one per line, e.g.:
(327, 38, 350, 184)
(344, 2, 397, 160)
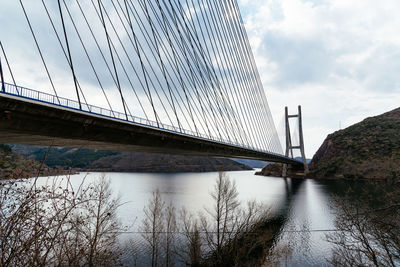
(0, 94, 302, 166)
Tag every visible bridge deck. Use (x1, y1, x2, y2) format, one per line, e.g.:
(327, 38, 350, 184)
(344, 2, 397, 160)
(0, 83, 302, 166)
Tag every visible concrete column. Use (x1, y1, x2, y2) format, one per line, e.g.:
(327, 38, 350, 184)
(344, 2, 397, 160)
(282, 106, 289, 177)
(282, 105, 309, 177)
(0, 57, 5, 92)
(298, 105, 309, 173)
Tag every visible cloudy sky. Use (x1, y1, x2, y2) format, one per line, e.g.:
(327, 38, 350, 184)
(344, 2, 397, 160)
(1, 0, 399, 158)
(238, 0, 400, 157)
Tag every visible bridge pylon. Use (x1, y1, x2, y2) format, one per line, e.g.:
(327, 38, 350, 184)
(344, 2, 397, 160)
(282, 105, 309, 177)
(0, 55, 4, 92)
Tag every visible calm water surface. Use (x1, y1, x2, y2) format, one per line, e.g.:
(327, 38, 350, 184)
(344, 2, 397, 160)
(39, 170, 348, 266)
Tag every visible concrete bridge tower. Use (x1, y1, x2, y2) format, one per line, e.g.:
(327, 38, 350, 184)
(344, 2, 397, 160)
(282, 105, 309, 177)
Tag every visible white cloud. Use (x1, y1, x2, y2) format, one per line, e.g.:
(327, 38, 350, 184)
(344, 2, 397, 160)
(239, 0, 400, 157)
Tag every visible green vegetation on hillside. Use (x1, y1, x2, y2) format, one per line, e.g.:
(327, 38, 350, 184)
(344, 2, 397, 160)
(0, 144, 11, 154)
(28, 147, 118, 168)
(0, 144, 63, 179)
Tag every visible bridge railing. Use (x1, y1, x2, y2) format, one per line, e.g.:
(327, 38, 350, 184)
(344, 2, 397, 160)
(1, 82, 293, 160)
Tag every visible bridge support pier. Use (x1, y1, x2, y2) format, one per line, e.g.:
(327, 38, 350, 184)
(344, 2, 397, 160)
(282, 105, 309, 177)
(0, 56, 4, 92)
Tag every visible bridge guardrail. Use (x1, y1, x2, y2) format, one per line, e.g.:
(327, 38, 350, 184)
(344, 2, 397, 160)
(1, 82, 296, 161)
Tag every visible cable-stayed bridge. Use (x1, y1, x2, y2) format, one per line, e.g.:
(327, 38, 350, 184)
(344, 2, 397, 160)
(0, 0, 302, 166)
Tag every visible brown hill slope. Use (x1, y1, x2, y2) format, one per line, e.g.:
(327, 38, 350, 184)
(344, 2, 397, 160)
(309, 107, 400, 180)
(86, 152, 252, 172)
(11, 145, 252, 173)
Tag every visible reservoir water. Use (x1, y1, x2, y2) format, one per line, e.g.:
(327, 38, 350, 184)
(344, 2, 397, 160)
(35, 170, 364, 266)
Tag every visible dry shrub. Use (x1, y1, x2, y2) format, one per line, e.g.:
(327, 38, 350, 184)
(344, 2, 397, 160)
(0, 174, 123, 266)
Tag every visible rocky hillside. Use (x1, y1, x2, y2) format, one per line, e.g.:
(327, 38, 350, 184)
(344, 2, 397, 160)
(0, 144, 65, 179)
(255, 162, 306, 178)
(309, 107, 400, 180)
(11, 145, 252, 173)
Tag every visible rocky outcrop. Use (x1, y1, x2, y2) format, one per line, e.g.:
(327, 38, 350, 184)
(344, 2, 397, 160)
(309, 107, 400, 180)
(255, 163, 306, 178)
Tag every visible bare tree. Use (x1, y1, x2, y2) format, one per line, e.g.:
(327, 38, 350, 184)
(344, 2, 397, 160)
(140, 190, 179, 267)
(0, 176, 89, 266)
(164, 202, 177, 267)
(141, 189, 165, 267)
(201, 171, 239, 261)
(178, 208, 202, 266)
(199, 171, 272, 266)
(0, 174, 123, 266)
(327, 184, 400, 267)
(134, 172, 275, 266)
(68, 175, 123, 267)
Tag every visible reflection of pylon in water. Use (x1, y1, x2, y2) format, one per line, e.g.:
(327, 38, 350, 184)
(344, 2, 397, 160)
(282, 105, 309, 177)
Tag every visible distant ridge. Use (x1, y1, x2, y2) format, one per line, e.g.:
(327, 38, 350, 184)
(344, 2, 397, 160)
(10, 145, 252, 173)
(230, 158, 269, 168)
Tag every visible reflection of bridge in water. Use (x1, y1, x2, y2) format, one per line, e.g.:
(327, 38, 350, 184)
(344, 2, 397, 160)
(0, 0, 303, 167)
